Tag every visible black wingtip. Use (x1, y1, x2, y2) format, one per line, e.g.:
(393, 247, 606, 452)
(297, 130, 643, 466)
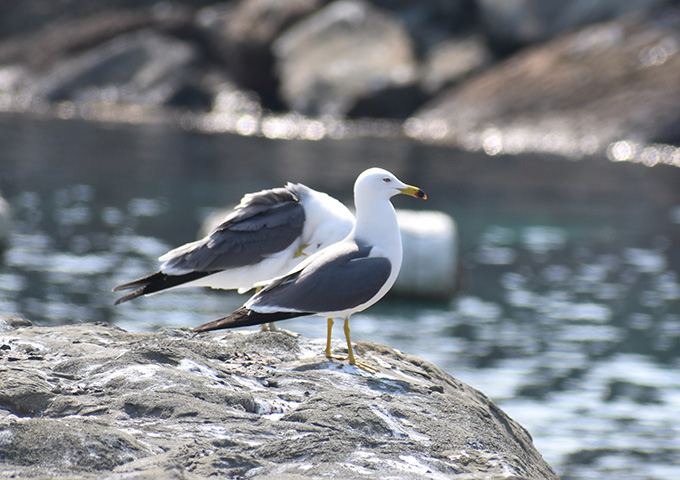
(193, 307, 251, 333)
(112, 272, 162, 305)
(112, 270, 217, 306)
(113, 289, 145, 305)
(193, 308, 311, 333)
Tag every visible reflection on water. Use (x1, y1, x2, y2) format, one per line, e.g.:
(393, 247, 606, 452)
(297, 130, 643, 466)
(1, 113, 680, 480)
(449, 225, 680, 480)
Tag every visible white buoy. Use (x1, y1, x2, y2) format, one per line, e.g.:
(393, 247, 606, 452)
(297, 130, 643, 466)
(393, 210, 458, 300)
(0, 191, 11, 255)
(199, 207, 459, 300)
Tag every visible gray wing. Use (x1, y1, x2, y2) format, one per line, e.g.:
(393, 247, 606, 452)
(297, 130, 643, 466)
(161, 186, 306, 273)
(249, 242, 392, 313)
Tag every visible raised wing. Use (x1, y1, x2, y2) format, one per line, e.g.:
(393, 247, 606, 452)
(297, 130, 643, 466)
(160, 186, 305, 274)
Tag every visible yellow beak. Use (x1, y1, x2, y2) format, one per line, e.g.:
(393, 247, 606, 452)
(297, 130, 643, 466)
(398, 185, 427, 200)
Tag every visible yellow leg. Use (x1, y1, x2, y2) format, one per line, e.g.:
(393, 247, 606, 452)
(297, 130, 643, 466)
(325, 318, 334, 357)
(293, 243, 309, 258)
(325, 318, 346, 360)
(343, 317, 377, 374)
(263, 322, 300, 338)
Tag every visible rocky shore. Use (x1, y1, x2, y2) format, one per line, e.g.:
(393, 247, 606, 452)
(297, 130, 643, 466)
(0, 0, 679, 158)
(0, 316, 559, 479)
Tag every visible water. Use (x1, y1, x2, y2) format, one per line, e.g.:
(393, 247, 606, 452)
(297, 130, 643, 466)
(1, 112, 680, 479)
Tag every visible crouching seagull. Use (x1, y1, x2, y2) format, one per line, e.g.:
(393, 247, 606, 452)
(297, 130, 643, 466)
(113, 181, 354, 302)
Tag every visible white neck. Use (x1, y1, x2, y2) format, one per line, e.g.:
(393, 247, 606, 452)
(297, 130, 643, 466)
(352, 191, 402, 261)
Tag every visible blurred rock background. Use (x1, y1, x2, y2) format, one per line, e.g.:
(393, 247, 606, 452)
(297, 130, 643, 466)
(1, 0, 679, 157)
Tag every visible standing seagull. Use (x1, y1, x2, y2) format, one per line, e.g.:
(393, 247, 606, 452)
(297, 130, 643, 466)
(193, 167, 427, 372)
(113, 183, 355, 309)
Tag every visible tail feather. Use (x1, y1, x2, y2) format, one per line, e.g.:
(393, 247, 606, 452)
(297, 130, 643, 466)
(113, 271, 216, 305)
(193, 307, 310, 333)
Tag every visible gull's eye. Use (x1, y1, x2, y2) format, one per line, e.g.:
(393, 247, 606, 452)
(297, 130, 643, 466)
(383, 177, 391, 183)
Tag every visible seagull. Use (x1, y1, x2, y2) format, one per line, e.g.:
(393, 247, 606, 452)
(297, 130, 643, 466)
(193, 167, 427, 372)
(113, 182, 355, 319)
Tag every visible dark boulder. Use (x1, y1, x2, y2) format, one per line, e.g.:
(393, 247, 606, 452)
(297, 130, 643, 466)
(197, 0, 323, 111)
(273, 0, 419, 118)
(409, 9, 680, 156)
(24, 29, 201, 106)
(477, 0, 675, 53)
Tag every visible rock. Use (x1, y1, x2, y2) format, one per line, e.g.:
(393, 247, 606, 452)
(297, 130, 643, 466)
(0, 320, 559, 479)
(375, 0, 478, 54)
(0, 5, 193, 71)
(477, 0, 675, 53)
(21, 29, 200, 107)
(408, 9, 680, 157)
(273, 0, 419, 118)
(345, 82, 428, 120)
(0, 5, 229, 111)
(0, 1, 211, 42)
(197, 0, 322, 110)
(420, 36, 493, 94)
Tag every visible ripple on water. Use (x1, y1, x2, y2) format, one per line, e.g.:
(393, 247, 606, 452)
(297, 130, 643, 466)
(111, 234, 170, 257)
(547, 302, 613, 323)
(624, 248, 667, 273)
(127, 198, 167, 217)
(46, 252, 118, 275)
(521, 226, 567, 256)
(455, 296, 502, 320)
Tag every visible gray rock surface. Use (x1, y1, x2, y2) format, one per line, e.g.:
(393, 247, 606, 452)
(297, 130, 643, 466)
(375, 0, 476, 54)
(0, 317, 558, 479)
(0, 5, 218, 111)
(24, 29, 199, 106)
(273, 0, 419, 117)
(477, 0, 674, 51)
(0, 1, 211, 41)
(0, 5, 193, 70)
(197, 0, 322, 110)
(420, 36, 492, 94)
(409, 11, 680, 156)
